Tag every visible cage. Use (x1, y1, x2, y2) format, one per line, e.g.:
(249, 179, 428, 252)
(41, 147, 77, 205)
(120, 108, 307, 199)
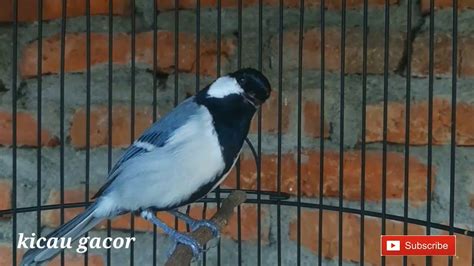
(0, 0, 473, 265)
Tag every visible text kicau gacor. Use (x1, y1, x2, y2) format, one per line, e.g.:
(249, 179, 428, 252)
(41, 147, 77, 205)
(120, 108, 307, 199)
(17, 233, 136, 253)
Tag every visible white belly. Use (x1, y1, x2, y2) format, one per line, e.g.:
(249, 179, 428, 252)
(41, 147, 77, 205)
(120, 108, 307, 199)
(97, 106, 226, 215)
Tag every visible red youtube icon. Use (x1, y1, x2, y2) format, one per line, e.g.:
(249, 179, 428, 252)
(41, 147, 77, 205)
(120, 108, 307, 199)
(381, 235, 456, 256)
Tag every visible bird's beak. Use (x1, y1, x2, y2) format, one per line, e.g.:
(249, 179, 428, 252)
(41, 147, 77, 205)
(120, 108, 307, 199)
(243, 93, 260, 108)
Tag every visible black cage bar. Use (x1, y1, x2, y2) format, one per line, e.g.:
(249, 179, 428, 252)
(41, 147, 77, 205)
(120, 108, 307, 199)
(1, 0, 473, 265)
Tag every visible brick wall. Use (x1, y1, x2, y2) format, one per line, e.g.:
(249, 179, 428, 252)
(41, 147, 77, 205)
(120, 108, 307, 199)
(0, 0, 473, 265)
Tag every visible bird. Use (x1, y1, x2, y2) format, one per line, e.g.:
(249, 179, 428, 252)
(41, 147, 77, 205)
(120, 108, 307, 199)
(21, 68, 271, 265)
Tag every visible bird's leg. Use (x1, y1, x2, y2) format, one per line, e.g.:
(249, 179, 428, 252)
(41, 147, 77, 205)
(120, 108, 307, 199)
(140, 210, 202, 258)
(168, 210, 220, 238)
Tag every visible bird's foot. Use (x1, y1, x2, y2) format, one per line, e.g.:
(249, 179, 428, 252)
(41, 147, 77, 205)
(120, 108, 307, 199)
(169, 211, 220, 238)
(140, 210, 203, 260)
(189, 219, 220, 251)
(167, 231, 203, 260)
(189, 219, 220, 238)
(168, 210, 221, 252)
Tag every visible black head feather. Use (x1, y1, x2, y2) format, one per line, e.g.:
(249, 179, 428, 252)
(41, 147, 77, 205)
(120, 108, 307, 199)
(229, 68, 271, 106)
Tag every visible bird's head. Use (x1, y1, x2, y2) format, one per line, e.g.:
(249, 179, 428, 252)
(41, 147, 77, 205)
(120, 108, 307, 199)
(206, 68, 271, 108)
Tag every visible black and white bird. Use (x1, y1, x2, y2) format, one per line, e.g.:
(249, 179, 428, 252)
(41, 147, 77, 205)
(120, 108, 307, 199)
(21, 68, 271, 265)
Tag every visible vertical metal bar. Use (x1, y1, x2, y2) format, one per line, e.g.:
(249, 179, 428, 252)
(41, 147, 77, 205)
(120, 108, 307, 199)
(196, 0, 200, 94)
(173, 0, 180, 243)
(130, 0, 136, 264)
(426, 0, 435, 264)
(36, 0, 43, 237)
(152, 0, 158, 264)
(216, 0, 221, 78)
(403, 0, 413, 264)
(339, 0, 347, 264)
(236, 0, 243, 263)
(202, 203, 207, 266)
(257, 0, 263, 264)
(106, 0, 114, 264)
(317, 0, 325, 264)
(360, 0, 368, 262)
(296, 0, 304, 265)
(216, 0, 222, 264)
(85, 0, 91, 264)
(174, 0, 179, 106)
(236, 162, 242, 265)
(153, 0, 159, 118)
(277, 0, 283, 264)
(194, 1, 206, 265)
(196, 3, 206, 264)
(11, 0, 18, 265)
(381, 0, 390, 264)
(59, 1, 67, 264)
(448, 0, 458, 265)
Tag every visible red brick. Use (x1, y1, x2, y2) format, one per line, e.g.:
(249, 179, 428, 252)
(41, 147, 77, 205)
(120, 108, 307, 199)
(277, 28, 404, 74)
(250, 92, 291, 134)
(0, 180, 12, 213)
(460, 36, 474, 77)
(218, 205, 269, 242)
(223, 150, 433, 204)
(303, 99, 330, 138)
(223, 152, 296, 194)
(0, 244, 24, 266)
(412, 33, 458, 77)
(289, 210, 471, 265)
(420, 0, 474, 13)
(412, 34, 474, 78)
(156, 0, 398, 11)
(0, 111, 59, 147)
(449, 233, 473, 266)
(366, 98, 474, 146)
(70, 106, 155, 148)
(0, 0, 130, 22)
(20, 32, 235, 79)
(156, 0, 257, 10)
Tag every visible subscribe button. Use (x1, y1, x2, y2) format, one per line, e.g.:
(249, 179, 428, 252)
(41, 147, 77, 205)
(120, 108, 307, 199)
(381, 235, 456, 256)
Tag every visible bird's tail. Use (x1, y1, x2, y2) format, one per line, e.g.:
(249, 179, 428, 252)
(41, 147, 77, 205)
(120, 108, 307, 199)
(20, 202, 104, 266)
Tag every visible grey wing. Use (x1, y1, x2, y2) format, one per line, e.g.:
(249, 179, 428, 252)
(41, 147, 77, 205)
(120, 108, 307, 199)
(92, 97, 199, 199)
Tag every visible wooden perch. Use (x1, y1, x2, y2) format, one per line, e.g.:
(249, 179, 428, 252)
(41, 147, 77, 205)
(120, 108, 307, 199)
(165, 190, 247, 266)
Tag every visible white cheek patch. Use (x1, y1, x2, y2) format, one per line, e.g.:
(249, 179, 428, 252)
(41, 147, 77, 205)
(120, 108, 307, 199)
(207, 76, 244, 98)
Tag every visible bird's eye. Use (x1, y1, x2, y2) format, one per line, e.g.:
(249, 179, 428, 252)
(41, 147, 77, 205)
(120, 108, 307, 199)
(239, 77, 246, 84)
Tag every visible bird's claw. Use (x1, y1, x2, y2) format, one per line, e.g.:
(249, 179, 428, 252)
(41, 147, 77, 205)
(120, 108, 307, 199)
(190, 220, 221, 251)
(167, 231, 203, 260)
(190, 220, 220, 238)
